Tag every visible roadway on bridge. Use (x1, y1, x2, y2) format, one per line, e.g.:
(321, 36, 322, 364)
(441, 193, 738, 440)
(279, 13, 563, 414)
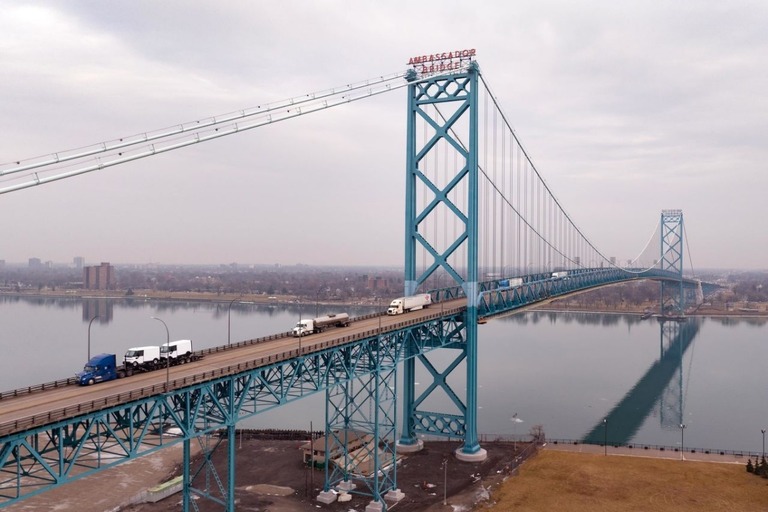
(0, 300, 467, 437)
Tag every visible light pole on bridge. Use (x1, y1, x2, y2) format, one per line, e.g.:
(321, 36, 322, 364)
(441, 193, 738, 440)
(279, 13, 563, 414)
(87, 314, 100, 361)
(603, 418, 607, 456)
(297, 296, 303, 353)
(315, 288, 324, 318)
(227, 298, 254, 347)
(761, 429, 766, 463)
(435, 273, 445, 332)
(151, 316, 171, 392)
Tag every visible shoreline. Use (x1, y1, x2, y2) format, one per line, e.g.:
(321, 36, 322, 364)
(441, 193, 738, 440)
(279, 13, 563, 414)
(2, 290, 767, 318)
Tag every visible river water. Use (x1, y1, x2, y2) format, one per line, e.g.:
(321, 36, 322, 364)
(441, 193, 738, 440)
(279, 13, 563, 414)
(1, 296, 765, 455)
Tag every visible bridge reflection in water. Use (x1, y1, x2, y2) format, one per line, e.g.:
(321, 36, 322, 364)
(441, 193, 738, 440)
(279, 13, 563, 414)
(582, 319, 700, 446)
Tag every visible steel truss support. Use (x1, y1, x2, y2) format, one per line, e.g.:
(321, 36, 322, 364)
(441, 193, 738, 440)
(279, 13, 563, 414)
(181, 379, 238, 511)
(660, 209, 685, 315)
(399, 312, 465, 448)
(0, 312, 461, 509)
(401, 61, 486, 461)
(323, 333, 399, 509)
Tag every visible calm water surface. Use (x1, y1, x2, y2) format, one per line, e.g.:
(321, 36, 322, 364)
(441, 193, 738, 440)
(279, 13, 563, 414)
(1, 296, 765, 454)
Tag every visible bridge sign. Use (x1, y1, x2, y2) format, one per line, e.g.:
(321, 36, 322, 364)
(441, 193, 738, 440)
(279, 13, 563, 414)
(407, 48, 476, 76)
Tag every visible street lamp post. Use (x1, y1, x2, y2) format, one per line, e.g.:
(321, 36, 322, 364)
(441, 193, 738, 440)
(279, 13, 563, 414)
(87, 314, 100, 361)
(315, 288, 323, 318)
(435, 273, 445, 339)
(680, 424, 686, 461)
(761, 429, 766, 463)
(512, 413, 521, 452)
(297, 296, 302, 352)
(442, 457, 448, 506)
(151, 316, 170, 392)
(226, 298, 255, 347)
(227, 298, 239, 346)
(603, 418, 607, 456)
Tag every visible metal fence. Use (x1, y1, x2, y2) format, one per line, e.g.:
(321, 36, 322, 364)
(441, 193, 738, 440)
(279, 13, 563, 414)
(547, 438, 761, 460)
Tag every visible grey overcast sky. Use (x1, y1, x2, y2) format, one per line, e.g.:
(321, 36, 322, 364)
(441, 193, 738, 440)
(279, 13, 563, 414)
(1, 1, 766, 269)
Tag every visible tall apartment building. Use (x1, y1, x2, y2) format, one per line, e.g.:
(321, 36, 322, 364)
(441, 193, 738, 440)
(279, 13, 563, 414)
(73, 256, 85, 270)
(83, 262, 115, 290)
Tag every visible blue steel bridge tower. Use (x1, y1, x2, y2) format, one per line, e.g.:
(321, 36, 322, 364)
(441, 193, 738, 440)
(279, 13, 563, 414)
(397, 61, 487, 462)
(660, 209, 685, 315)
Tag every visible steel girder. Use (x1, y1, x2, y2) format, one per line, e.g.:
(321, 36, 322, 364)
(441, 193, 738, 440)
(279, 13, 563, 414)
(0, 311, 461, 510)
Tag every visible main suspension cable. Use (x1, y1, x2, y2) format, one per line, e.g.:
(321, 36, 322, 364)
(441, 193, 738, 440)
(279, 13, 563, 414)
(0, 72, 408, 195)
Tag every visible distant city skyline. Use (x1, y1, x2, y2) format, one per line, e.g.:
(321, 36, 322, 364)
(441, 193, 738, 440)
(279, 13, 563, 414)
(1, 2, 766, 269)
(0, 256, 750, 273)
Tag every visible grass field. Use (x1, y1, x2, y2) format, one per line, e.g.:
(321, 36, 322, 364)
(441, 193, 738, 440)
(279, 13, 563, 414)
(485, 450, 768, 511)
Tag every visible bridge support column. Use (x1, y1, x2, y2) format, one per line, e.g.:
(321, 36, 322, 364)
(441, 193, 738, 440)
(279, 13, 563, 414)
(183, 378, 239, 511)
(182, 438, 191, 512)
(227, 423, 236, 511)
(455, 291, 486, 462)
(397, 357, 423, 453)
(322, 339, 399, 507)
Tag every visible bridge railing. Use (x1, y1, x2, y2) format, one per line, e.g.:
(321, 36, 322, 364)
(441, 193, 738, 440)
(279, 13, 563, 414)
(0, 307, 467, 437)
(0, 377, 80, 401)
(0, 312, 387, 403)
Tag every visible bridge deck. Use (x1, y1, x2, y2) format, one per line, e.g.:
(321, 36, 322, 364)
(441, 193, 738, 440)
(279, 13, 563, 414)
(0, 300, 468, 438)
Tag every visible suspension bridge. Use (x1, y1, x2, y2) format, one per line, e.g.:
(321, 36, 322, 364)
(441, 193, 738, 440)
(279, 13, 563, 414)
(0, 55, 710, 511)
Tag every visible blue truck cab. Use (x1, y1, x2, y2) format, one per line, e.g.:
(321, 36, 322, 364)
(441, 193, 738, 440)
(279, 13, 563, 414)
(77, 353, 118, 385)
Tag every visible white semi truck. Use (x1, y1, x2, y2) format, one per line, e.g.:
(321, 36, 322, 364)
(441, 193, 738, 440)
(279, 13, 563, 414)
(551, 271, 569, 279)
(386, 294, 432, 315)
(292, 313, 351, 337)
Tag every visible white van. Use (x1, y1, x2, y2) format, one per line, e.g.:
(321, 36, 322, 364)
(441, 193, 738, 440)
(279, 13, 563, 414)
(160, 339, 193, 364)
(124, 346, 161, 368)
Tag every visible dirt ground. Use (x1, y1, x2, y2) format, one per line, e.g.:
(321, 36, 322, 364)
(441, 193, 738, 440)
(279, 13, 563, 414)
(124, 437, 529, 512)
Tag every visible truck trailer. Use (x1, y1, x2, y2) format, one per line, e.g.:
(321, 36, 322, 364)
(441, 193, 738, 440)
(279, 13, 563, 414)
(386, 294, 432, 315)
(551, 271, 569, 279)
(292, 313, 351, 337)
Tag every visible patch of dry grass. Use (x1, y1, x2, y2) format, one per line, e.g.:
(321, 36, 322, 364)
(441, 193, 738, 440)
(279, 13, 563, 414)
(485, 450, 768, 512)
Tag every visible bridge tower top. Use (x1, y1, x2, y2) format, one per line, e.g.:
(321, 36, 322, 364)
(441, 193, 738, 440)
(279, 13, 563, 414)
(403, 52, 480, 294)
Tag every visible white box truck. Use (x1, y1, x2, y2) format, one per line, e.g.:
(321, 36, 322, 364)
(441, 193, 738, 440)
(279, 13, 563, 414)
(292, 313, 351, 337)
(124, 346, 161, 369)
(552, 271, 569, 279)
(386, 294, 432, 315)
